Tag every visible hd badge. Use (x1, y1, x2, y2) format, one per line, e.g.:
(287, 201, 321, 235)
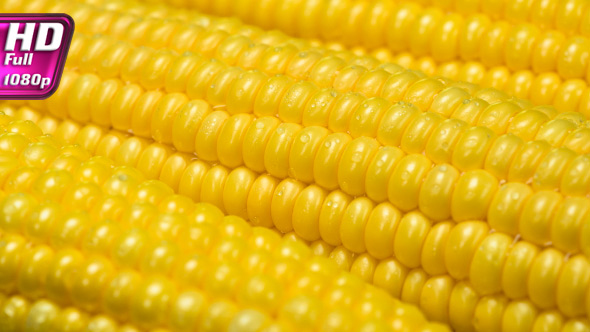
(0, 14, 74, 99)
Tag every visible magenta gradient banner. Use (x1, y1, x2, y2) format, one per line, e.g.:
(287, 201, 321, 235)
(0, 14, 74, 100)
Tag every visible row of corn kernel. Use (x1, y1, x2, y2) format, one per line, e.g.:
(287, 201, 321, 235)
(0, 122, 444, 332)
(63, 25, 534, 116)
(15, 0, 267, 45)
(68, 0, 401, 61)
(300, 237, 590, 332)
(19, 72, 590, 253)
(75, 0, 590, 128)
(30, 0, 382, 70)
(64, 31, 391, 89)
(389, 54, 590, 115)
(6, 107, 590, 324)
(0, 294, 152, 332)
(403, 0, 590, 37)
(179, 0, 590, 80)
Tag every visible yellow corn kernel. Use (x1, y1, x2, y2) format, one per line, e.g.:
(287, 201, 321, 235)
(528, 248, 564, 309)
(444, 221, 489, 280)
(388, 154, 432, 212)
(501, 300, 538, 332)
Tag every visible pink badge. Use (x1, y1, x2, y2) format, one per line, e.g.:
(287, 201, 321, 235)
(0, 14, 74, 100)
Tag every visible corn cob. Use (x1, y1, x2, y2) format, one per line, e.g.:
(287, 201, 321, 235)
(30, 0, 590, 119)
(62, 30, 590, 141)
(137, 0, 590, 83)
(57, 46, 584, 169)
(5, 103, 590, 329)
(29, 68, 590, 250)
(10, 69, 590, 264)
(20, 0, 573, 119)
(88, 0, 590, 114)
(7, 105, 590, 261)
(35, 0, 590, 124)
(0, 119, 446, 332)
